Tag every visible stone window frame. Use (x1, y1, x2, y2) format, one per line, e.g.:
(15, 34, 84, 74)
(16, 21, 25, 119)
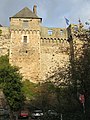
(23, 36, 27, 43)
(21, 34, 29, 43)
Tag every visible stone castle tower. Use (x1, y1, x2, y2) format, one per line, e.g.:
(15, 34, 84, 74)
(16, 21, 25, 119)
(0, 5, 83, 83)
(9, 5, 42, 82)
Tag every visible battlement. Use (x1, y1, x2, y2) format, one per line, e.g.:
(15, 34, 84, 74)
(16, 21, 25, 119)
(41, 26, 67, 38)
(41, 37, 68, 44)
(10, 29, 40, 34)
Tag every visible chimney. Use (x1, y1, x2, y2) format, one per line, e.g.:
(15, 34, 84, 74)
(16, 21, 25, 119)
(33, 5, 37, 15)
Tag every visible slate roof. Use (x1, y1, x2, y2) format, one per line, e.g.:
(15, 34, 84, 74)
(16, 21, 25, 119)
(10, 7, 42, 19)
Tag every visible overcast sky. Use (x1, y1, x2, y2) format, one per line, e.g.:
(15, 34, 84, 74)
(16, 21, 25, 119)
(0, 0, 90, 28)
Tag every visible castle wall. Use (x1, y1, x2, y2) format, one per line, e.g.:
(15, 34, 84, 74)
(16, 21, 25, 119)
(10, 29, 41, 82)
(40, 38, 70, 81)
(9, 18, 41, 82)
(0, 27, 10, 56)
(39, 25, 84, 81)
(41, 26, 67, 39)
(0, 15, 84, 83)
(0, 25, 72, 82)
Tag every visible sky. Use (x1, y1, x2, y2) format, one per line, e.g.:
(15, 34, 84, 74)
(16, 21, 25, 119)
(0, 0, 90, 28)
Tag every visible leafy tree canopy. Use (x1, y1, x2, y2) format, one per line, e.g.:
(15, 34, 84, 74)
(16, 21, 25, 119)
(0, 55, 24, 111)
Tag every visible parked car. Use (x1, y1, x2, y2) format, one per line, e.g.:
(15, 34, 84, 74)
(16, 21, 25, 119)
(31, 110, 44, 119)
(18, 110, 29, 118)
(0, 108, 10, 120)
(45, 109, 59, 120)
(0, 108, 9, 116)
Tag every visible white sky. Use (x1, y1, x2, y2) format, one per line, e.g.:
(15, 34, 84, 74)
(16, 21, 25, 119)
(0, 0, 90, 28)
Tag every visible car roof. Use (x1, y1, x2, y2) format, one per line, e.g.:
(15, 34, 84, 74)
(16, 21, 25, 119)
(33, 110, 43, 112)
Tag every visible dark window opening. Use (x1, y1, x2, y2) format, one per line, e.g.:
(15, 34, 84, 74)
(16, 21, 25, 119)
(23, 36, 27, 43)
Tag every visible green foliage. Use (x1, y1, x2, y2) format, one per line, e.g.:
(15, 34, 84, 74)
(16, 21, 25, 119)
(0, 55, 9, 66)
(33, 82, 56, 110)
(0, 55, 24, 111)
(22, 80, 39, 100)
(74, 41, 90, 118)
(66, 27, 90, 118)
(55, 86, 81, 113)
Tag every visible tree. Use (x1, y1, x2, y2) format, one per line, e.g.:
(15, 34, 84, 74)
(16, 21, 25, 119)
(0, 55, 24, 111)
(31, 81, 56, 110)
(41, 24, 87, 118)
(68, 23, 90, 119)
(74, 40, 90, 119)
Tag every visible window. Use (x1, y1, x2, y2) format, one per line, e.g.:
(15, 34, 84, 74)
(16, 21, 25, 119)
(22, 35, 29, 43)
(23, 36, 27, 43)
(23, 20, 29, 28)
(60, 29, 63, 35)
(48, 30, 53, 35)
(74, 26, 78, 32)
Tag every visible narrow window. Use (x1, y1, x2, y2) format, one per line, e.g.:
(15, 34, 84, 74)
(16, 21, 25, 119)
(60, 29, 63, 35)
(23, 36, 27, 43)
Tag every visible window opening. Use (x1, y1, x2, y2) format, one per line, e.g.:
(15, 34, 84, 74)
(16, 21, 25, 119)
(48, 30, 53, 35)
(23, 36, 27, 43)
(60, 29, 63, 35)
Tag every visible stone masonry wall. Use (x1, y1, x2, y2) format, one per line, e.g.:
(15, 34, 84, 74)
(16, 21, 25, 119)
(40, 27, 69, 81)
(0, 27, 10, 56)
(9, 18, 41, 83)
(40, 25, 84, 81)
(0, 23, 84, 83)
(40, 39, 70, 81)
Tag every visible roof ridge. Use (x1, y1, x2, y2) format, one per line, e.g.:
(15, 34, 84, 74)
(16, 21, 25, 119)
(10, 7, 41, 19)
